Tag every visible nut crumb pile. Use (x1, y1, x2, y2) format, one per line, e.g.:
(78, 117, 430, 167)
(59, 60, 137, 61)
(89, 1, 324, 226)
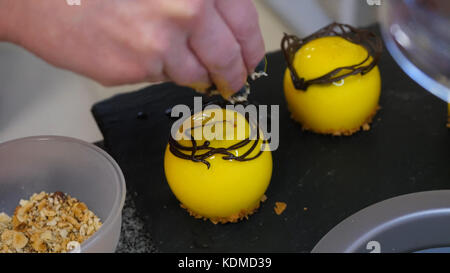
(0, 191, 102, 253)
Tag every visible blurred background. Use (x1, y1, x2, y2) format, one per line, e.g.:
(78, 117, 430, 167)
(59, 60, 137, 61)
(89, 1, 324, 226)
(0, 0, 380, 143)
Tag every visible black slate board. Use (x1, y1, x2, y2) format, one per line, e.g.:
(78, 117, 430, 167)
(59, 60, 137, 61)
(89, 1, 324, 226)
(92, 28, 449, 253)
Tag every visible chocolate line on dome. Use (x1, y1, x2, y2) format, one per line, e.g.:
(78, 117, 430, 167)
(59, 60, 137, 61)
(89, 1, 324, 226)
(281, 22, 383, 91)
(167, 98, 267, 169)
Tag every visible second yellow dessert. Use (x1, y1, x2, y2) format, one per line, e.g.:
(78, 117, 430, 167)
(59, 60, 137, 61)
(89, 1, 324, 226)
(283, 35, 381, 136)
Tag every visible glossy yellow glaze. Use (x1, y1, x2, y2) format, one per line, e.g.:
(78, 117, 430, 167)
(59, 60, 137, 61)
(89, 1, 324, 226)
(164, 109, 272, 223)
(284, 36, 381, 135)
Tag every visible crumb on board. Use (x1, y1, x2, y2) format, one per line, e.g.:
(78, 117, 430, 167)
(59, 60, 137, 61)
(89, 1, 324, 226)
(362, 123, 371, 131)
(261, 195, 268, 203)
(274, 202, 287, 215)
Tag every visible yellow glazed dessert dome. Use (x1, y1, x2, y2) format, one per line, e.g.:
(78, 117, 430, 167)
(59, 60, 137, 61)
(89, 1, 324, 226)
(164, 108, 272, 224)
(282, 23, 382, 136)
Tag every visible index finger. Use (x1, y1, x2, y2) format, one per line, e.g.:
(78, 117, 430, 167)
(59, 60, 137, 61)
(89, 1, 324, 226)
(215, 0, 265, 73)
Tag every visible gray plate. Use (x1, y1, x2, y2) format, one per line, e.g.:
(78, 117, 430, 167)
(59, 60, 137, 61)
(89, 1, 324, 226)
(312, 190, 450, 253)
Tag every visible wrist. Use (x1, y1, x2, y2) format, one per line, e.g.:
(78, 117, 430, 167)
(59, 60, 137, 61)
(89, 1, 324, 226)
(0, 0, 19, 42)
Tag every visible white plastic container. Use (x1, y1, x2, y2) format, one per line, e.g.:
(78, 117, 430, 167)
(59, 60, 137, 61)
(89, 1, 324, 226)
(0, 136, 126, 253)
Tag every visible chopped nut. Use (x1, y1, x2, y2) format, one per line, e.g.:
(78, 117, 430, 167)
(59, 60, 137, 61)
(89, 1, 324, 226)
(31, 238, 47, 252)
(73, 202, 87, 221)
(74, 202, 87, 212)
(59, 229, 68, 239)
(0, 213, 11, 224)
(14, 222, 27, 232)
(260, 195, 268, 203)
(43, 209, 57, 217)
(33, 192, 46, 202)
(46, 218, 58, 227)
(79, 224, 87, 237)
(40, 230, 52, 241)
(52, 192, 67, 202)
(20, 200, 33, 213)
(0, 191, 102, 253)
(362, 123, 371, 131)
(37, 199, 47, 211)
(19, 199, 28, 207)
(86, 225, 95, 236)
(1, 230, 14, 245)
(11, 215, 21, 229)
(67, 241, 81, 253)
(12, 232, 28, 250)
(274, 202, 287, 215)
(64, 215, 80, 229)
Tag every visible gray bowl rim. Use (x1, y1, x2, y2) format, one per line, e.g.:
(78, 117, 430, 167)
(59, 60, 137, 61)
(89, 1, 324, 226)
(312, 190, 450, 253)
(0, 135, 126, 252)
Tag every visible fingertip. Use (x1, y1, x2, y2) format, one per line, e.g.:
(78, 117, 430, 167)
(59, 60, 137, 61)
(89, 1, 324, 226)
(231, 73, 248, 93)
(215, 62, 248, 95)
(246, 36, 266, 73)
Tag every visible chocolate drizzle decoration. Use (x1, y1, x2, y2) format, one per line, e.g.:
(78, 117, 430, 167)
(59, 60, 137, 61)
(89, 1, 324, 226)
(281, 22, 383, 91)
(167, 98, 268, 169)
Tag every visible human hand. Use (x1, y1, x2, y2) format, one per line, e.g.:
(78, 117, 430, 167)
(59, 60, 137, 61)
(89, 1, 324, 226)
(1, 0, 265, 98)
